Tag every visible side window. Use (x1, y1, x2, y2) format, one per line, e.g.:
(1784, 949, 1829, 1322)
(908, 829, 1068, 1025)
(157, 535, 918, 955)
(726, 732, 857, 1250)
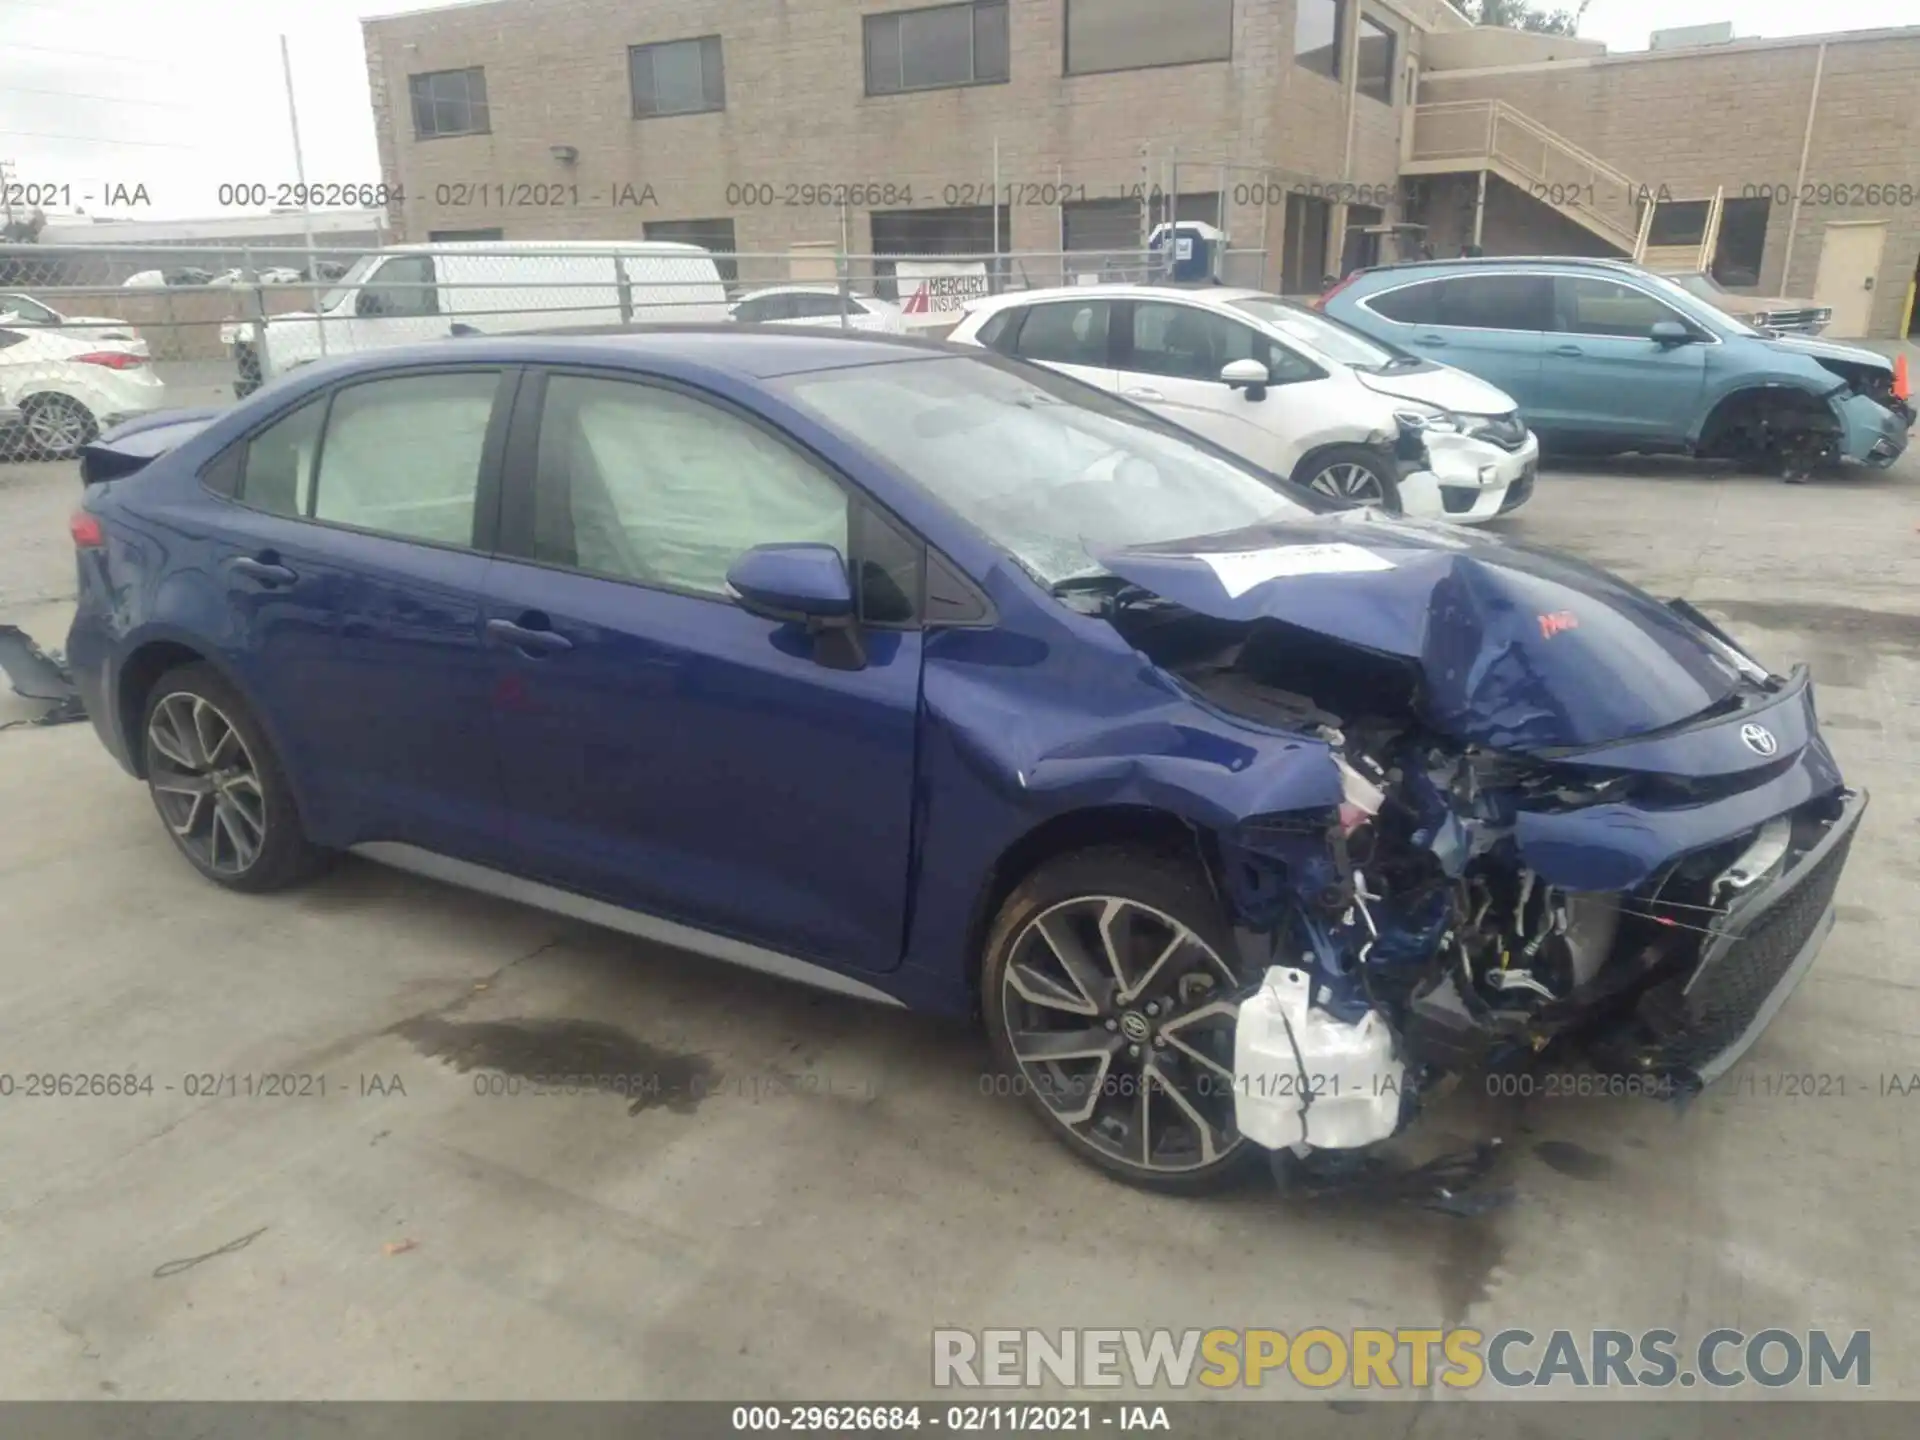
(530, 375, 849, 599)
(360, 255, 439, 318)
(1554, 277, 1690, 338)
(851, 504, 923, 625)
(1011, 300, 1111, 367)
(788, 293, 854, 320)
(1433, 275, 1552, 331)
(1366, 280, 1443, 325)
(1, 295, 54, 323)
(973, 309, 1017, 353)
(239, 397, 326, 517)
(312, 372, 498, 545)
(1128, 302, 1306, 383)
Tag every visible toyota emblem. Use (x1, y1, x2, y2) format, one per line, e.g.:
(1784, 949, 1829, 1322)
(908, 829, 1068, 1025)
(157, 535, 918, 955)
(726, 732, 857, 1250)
(1740, 723, 1779, 757)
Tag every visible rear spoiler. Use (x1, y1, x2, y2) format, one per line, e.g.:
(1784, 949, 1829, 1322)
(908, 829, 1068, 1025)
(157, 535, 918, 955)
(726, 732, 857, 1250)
(79, 407, 224, 486)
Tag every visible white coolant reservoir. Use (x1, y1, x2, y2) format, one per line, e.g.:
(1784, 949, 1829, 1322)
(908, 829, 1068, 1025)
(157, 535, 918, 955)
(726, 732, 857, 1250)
(1232, 966, 1406, 1151)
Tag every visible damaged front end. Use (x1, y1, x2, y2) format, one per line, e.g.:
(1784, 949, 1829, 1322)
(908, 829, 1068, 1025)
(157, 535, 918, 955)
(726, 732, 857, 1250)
(1073, 516, 1866, 1170)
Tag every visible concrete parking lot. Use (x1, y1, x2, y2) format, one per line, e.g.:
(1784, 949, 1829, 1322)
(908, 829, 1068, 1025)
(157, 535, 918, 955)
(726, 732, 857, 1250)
(1, 437, 1916, 1408)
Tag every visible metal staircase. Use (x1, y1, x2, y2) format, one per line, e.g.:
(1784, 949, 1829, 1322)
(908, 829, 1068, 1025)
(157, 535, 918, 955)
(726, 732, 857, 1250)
(1404, 99, 1642, 253)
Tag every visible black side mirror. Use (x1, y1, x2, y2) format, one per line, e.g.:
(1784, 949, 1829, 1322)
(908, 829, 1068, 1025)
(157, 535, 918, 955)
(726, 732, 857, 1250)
(356, 289, 388, 318)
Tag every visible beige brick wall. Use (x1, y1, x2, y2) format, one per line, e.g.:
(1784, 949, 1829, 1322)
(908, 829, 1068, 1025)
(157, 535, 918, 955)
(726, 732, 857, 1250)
(1423, 33, 1920, 336)
(363, 0, 1421, 290)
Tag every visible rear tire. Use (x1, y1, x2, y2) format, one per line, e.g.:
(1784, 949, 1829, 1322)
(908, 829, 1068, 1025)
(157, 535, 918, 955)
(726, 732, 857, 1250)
(981, 845, 1262, 1194)
(141, 664, 326, 893)
(22, 394, 97, 460)
(1293, 444, 1403, 513)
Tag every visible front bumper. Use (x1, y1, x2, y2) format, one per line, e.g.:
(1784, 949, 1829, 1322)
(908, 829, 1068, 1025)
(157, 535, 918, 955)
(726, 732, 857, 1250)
(1593, 786, 1867, 1086)
(1402, 430, 1540, 523)
(1834, 391, 1911, 468)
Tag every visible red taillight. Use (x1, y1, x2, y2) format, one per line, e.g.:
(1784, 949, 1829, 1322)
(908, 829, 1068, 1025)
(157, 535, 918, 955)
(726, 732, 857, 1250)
(70, 511, 104, 548)
(1313, 271, 1364, 310)
(73, 350, 147, 369)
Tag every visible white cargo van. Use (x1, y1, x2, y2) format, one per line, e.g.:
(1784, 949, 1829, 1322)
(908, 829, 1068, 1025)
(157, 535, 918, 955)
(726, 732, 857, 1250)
(224, 241, 730, 395)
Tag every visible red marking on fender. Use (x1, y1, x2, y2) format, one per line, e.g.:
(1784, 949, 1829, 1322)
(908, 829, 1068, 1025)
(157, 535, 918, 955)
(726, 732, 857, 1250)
(1538, 610, 1579, 640)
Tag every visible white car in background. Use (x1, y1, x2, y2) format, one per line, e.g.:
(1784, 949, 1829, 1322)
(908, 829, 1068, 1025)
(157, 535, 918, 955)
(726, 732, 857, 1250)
(728, 285, 908, 333)
(949, 285, 1539, 522)
(0, 326, 169, 460)
(0, 291, 148, 354)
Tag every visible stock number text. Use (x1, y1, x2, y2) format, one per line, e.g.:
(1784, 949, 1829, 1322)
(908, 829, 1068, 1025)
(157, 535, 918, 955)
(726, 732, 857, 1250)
(218, 182, 401, 208)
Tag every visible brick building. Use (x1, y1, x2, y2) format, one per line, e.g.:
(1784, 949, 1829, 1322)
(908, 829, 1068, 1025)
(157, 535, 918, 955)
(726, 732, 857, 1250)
(361, 1, 1920, 337)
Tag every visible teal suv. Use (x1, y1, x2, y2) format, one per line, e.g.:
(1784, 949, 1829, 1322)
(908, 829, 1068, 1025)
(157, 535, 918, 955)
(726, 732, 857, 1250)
(1321, 257, 1913, 476)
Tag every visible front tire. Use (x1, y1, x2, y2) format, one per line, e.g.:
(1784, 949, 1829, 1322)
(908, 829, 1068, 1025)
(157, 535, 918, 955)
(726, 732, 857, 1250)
(22, 394, 97, 460)
(1294, 444, 1403, 511)
(982, 846, 1261, 1194)
(142, 664, 325, 892)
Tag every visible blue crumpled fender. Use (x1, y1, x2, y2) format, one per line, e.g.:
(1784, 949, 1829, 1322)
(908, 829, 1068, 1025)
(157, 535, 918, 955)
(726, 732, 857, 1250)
(889, 564, 1345, 1015)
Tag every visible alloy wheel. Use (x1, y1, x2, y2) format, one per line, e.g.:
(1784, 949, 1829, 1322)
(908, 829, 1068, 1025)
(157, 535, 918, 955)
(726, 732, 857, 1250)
(26, 398, 88, 455)
(999, 896, 1245, 1175)
(146, 693, 267, 876)
(1308, 461, 1387, 504)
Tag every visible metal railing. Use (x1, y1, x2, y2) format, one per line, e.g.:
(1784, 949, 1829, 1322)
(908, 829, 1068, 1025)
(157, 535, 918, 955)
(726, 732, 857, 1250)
(1408, 99, 1642, 250)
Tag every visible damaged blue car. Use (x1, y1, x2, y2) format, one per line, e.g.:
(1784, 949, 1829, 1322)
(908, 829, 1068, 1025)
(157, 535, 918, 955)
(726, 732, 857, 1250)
(66, 331, 1865, 1193)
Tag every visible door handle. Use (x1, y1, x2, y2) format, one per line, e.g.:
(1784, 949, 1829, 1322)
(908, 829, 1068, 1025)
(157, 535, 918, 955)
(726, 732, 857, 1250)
(1122, 387, 1166, 402)
(1414, 334, 1448, 347)
(228, 555, 296, 587)
(486, 616, 573, 656)
(1551, 344, 1584, 356)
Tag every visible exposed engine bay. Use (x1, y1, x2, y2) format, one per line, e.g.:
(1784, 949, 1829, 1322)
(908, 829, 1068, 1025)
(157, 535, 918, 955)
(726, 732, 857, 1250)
(1063, 562, 1864, 1168)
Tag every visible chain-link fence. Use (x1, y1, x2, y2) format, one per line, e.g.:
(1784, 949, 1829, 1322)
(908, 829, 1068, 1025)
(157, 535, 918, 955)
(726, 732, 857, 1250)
(0, 238, 1198, 465)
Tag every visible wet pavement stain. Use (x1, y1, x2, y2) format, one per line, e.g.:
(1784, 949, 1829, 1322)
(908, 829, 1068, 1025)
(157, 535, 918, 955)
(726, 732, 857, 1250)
(393, 1015, 714, 1115)
(1691, 598, 1920, 655)
(1817, 715, 1885, 732)
(1433, 1215, 1508, 1329)
(1533, 1139, 1615, 1181)
(1835, 904, 1880, 924)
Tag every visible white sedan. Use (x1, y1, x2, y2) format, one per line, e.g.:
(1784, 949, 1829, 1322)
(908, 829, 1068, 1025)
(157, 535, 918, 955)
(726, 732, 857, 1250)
(0, 326, 169, 460)
(728, 286, 908, 334)
(948, 284, 1538, 522)
(0, 291, 148, 354)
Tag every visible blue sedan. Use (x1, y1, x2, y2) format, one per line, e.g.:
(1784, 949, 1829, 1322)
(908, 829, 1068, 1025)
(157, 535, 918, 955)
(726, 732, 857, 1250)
(67, 330, 1864, 1192)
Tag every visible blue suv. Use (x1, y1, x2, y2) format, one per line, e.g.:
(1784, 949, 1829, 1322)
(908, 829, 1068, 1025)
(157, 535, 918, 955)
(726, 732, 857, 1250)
(66, 330, 1864, 1193)
(1321, 257, 1912, 476)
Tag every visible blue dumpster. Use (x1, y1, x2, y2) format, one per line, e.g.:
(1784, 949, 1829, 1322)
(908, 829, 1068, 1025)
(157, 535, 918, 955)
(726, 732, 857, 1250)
(1148, 221, 1225, 283)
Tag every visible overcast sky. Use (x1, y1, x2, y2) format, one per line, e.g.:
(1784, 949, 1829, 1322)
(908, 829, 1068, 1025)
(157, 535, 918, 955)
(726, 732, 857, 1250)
(1, 0, 1914, 220)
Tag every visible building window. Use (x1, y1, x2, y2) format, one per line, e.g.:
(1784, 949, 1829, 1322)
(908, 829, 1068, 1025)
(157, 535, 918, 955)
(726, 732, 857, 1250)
(1294, 0, 1342, 80)
(1357, 14, 1394, 104)
(1065, 0, 1232, 76)
(408, 68, 490, 139)
(1711, 197, 1769, 288)
(1282, 194, 1331, 294)
(866, 2, 1008, 95)
(428, 228, 504, 242)
(630, 36, 725, 118)
(644, 217, 739, 284)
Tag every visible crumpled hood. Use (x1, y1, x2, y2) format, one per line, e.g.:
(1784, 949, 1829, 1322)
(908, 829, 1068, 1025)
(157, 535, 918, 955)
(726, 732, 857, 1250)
(1097, 511, 1750, 752)
(1762, 333, 1892, 373)
(1352, 362, 1518, 418)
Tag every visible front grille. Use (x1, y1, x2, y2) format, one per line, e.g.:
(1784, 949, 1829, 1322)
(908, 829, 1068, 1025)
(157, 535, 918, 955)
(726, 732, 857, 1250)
(1630, 812, 1856, 1075)
(1469, 413, 1528, 451)
(1757, 310, 1829, 334)
(1440, 485, 1481, 514)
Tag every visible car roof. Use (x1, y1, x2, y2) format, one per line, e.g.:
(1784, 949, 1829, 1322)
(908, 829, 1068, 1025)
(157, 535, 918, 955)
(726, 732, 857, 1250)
(272, 325, 965, 383)
(1345, 255, 1649, 281)
(736, 284, 885, 300)
(963, 283, 1272, 316)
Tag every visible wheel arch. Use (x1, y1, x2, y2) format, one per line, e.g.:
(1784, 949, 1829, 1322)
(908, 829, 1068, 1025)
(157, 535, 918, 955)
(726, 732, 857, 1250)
(963, 804, 1223, 1007)
(1693, 381, 1838, 450)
